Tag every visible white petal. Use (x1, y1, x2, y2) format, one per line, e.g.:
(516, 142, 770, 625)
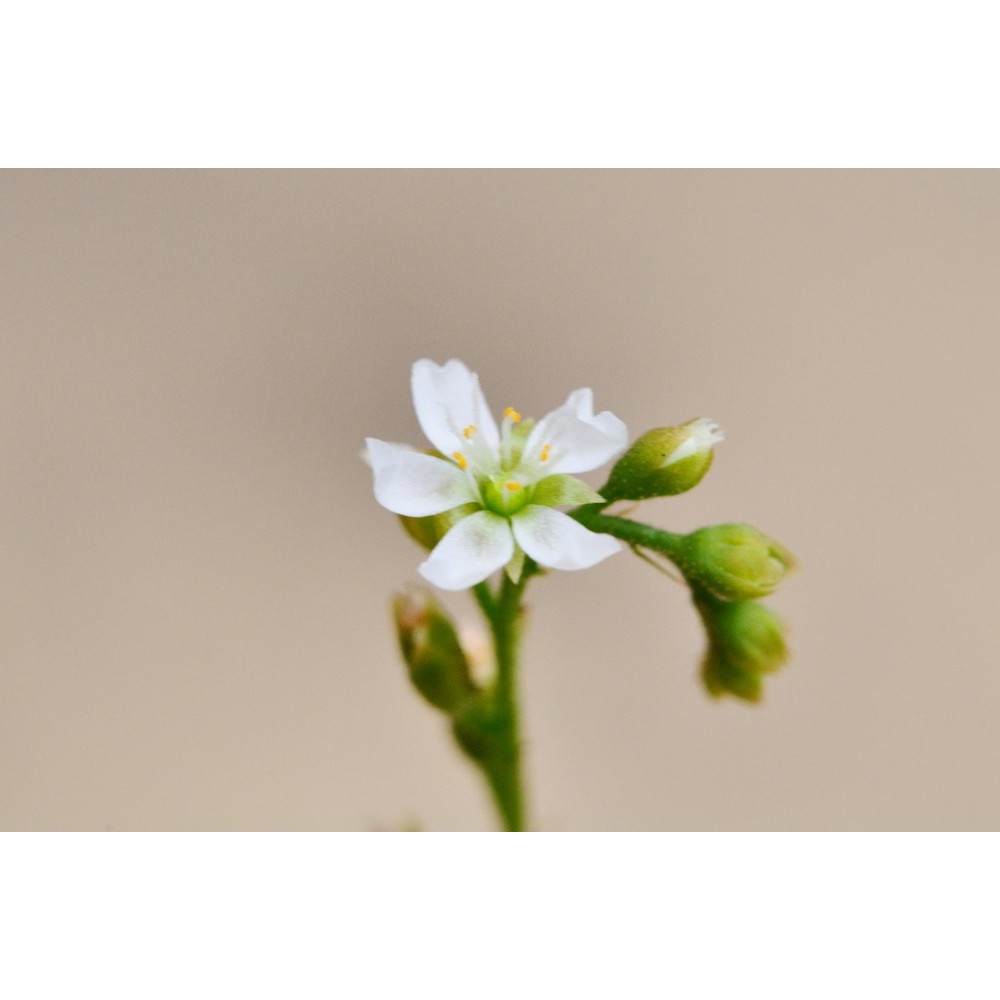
(523, 388, 628, 475)
(419, 511, 514, 590)
(411, 359, 500, 459)
(663, 418, 724, 467)
(511, 505, 622, 571)
(366, 438, 477, 516)
(359, 440, 413, 469)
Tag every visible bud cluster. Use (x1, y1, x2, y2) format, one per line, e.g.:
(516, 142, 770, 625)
(582, 417, 796, 703)
(675, 528, 794, 701)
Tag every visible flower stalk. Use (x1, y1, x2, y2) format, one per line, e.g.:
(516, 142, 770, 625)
(480, 571, 529, 832)
(453, 571, 532, 830)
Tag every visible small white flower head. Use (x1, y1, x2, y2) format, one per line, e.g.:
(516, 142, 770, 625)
(365, 359, 629, 590)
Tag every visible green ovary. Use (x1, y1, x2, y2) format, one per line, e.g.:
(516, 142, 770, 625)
(481, 477, 534, 517)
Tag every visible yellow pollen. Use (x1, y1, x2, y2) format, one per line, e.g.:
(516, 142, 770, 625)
(463, 424, 476, 439)
(505, 481, 522, 491)
(540, 443, 551, 462)
(502, 407, 522, 423)
(453, 451, 467, 470)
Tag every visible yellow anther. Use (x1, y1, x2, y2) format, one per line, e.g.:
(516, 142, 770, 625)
(540, 443, 552, 462)
(505, 481, 522, 491)
(502, 407, 522, 423)
(453, 451, 468, 470)
(463, 424, 477, 439)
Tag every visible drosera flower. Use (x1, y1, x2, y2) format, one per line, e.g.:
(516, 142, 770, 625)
(365, 359, 629, 590)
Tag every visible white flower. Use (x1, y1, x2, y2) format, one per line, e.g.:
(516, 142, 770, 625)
(366, 359, 629, 590)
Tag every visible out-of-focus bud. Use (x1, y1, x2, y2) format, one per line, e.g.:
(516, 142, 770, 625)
(677, 523, 796, 600)
(700, 645, 765, 703)
(398, 503, 479, 552)
(451, 692, 504, 764)
(694, 590, 790, 703)
(600, 419, 724, 502)
(392, 588, 476, 713)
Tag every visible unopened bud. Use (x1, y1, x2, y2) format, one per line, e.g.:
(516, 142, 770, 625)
(392, 588, 476, 713)
(601, 419, 724, 502)
(694, 591, 790, 703)
(678, 523, 795, 600)
(451, 692, 504, 764)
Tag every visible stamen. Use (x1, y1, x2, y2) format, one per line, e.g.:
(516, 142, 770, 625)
(505, 481, 522, 491)
(502, 407, 521, 423)
(540, 443, 551, 463)
(453, 451, 468, 470)
(463, 424, 477, 439)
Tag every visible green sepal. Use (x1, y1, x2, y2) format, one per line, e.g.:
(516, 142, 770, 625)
(398, 514, 439, 551)
(532, 474, 605, 508)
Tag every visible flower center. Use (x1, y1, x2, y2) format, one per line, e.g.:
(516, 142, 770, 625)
(481, 476, 533, 516)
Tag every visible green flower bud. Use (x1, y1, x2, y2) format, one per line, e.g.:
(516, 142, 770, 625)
(392, 588, 477, 713)
(701, 647, 765, 703)
(601, 419, 724, 502)
(678, 523, 796, 600)
(694, 591, 790, 703)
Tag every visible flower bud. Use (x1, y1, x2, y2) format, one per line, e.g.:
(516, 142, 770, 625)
(600, 419, 724, 502)
(678, 523, 795, 600)
(451, 692, 504, 764)
(694, 591, 790, 702)
(392, 588, 476, 713)
(700, 646, 765, 703)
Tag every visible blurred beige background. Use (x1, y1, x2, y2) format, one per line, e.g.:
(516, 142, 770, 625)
(2, 170, 997, 830)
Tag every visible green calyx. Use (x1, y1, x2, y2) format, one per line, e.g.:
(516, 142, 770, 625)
(677, 523, 796, 600)
(601, 421, 718, 502)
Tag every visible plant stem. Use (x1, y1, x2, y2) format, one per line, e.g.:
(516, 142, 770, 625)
(469, 512, 684, 830)
(573, 506, 686, 561)
(472, 580, 495, 620)
(480, 572, 529, 832)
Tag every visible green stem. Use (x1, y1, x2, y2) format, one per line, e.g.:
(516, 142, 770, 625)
(472, 580, 496, 620)
(478, 572, 529, 832)
(573, 505, 686, 561)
